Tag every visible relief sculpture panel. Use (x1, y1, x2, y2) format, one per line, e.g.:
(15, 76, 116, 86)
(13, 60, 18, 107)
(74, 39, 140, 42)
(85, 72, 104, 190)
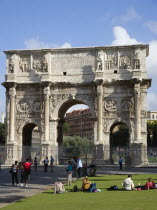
(105, 52, 118, 70)
(119, 52, 132, 69)
(104, 99, 117, 111)
(17, 100, 29, 112)
(19, 56, 30, 72)
(121, 99, 133, 111)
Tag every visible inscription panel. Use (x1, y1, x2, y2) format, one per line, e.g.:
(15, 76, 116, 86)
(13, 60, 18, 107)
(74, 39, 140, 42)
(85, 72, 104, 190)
(51, 52, 96, 72)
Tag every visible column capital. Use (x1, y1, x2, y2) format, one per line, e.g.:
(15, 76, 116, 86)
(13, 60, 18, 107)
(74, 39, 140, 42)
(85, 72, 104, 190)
(9, 86, 16, 98)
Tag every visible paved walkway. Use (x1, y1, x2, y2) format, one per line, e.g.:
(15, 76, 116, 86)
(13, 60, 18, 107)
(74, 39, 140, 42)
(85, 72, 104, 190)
(1, 165, 157, 208)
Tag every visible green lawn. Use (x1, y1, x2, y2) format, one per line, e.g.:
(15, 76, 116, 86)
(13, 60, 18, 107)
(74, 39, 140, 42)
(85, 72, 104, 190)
(3, 174, 157, 210)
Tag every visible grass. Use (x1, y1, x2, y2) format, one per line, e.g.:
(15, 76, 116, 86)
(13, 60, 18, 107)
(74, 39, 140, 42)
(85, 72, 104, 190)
(2, 174, 157, 210)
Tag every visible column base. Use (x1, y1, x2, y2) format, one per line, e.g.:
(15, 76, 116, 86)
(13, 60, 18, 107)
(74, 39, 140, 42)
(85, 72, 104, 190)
(129, 143, 149, 167)
(93, 144, 110, 165)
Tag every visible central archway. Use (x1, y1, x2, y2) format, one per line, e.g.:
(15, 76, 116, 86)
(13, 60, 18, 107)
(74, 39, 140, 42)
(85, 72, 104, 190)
(56, 99, 96, 164)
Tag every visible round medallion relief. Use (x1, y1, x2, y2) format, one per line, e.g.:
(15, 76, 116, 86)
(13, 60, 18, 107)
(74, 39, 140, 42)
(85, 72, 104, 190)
(17, 100, 29, 112)
(32, 100, 43, 112)
(104, 99, 117, 111)
(121, 99, 132, 111)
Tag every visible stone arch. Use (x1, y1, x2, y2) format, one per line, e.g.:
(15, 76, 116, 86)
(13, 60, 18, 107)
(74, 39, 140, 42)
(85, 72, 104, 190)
(18, 119, 42, 134)
(51, 98, 96, 120)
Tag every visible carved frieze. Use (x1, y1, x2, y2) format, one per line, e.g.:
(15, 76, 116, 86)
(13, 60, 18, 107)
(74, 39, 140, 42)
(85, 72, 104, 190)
(19, 56, 30, 72)
(32, 54, 48, 72)
(105, 52, 118, 70)
(121, 99, 133, 111)
(119, 53, 132, 69)
(104, 99, 117, 111)
(17, 100, 29, 112)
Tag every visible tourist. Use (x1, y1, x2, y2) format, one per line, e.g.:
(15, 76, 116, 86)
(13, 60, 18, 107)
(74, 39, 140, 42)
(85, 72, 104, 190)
(144, 177, 155, 190)
(19, 162, 25, 186)
(34, 157, 38, 171)
(123, 175, 136, 191)
(11, 161, 19, 186)
(23, 158, 32, 187)
(50, 156, 54, 172)
(43, 156, 49, 172)
(67, 161, 73, 186)
(81, 176, 91, 191)
(118, 156, 123, 170)
(76, 157, 82, 178)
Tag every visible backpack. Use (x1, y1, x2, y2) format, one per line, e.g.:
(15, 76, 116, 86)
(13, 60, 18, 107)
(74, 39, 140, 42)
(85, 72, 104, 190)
(73, 185, 79, 192)
(107, 185, 119, 191)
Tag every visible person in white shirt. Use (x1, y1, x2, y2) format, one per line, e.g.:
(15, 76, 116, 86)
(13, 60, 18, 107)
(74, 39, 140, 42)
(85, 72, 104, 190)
(76, 157, 82, 178)
(123, 175, 136, 191)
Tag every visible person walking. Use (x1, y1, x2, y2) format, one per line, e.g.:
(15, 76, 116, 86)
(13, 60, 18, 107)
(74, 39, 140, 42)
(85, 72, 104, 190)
(76, 157, 82, 178)
(50, 156, 54, 172)
(118, 156, 123, 170)
(43, 156, 49, 172)
(34, 157, 38, 171)
(23, 158, 32, 187)
(11, 161, 19, 186)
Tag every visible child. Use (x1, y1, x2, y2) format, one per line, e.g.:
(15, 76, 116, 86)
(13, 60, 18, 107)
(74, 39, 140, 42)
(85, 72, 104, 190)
(67, 161, 72, 186)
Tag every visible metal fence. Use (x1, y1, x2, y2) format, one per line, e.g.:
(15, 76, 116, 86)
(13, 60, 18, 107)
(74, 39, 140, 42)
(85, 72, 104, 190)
(0, 145, 157, 166)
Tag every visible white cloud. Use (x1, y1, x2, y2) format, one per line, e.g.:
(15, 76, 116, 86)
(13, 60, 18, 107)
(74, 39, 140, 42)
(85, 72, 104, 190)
(112, 26, 141, 45)
(147, 93, 157, 111)
(112, 8, 140, 23)
(24, 37, 71, 49)
(146, 40, 157, 77)
(111, 26, 157, 111)
(145, 21, 157, 34)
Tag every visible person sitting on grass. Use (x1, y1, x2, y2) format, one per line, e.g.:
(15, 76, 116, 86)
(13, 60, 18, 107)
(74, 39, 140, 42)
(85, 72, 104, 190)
(81, 176, 91, 191)
(123, 175, 137, 191)
(144, 177, 155, 190)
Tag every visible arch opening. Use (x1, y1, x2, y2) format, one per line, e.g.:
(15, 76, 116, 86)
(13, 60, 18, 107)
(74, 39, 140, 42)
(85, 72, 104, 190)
(22, 123, 41, 161)
(57, 100, 95, 164)
(110, 122, 129, 165)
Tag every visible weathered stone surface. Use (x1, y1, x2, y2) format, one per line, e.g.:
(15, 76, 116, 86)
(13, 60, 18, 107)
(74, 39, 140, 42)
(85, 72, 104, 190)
(2, 45, 151, 166)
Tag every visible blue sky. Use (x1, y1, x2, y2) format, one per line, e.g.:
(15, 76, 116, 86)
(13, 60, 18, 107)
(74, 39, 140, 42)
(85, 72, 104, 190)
(0, 0, 157, 116)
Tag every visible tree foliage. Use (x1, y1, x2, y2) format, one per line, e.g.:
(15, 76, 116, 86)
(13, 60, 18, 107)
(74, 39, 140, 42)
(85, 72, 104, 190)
(0, 123, 5, 145)
(147, 121, 157, 147)
(63, 136, 93, 157)
(63, 122, 70, 134)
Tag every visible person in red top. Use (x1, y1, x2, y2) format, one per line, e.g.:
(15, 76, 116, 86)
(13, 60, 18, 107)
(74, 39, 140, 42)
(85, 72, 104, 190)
(23, 158, 32, 187)
(144, 177, 155, 190)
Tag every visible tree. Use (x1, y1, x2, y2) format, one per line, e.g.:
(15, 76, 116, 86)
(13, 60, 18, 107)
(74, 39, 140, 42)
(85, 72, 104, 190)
(63, 122, 70, 134)
(0, 123, 5, 145)
(63, 136, 93, 157)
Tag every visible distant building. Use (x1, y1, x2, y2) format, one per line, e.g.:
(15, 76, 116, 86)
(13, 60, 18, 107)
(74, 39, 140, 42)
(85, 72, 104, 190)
(147, 111, 157, 121)
(64, 109, 94, 140)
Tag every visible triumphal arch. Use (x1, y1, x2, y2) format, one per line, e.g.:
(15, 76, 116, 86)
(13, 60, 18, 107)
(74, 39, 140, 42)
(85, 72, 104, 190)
(3, 44, 151, 166)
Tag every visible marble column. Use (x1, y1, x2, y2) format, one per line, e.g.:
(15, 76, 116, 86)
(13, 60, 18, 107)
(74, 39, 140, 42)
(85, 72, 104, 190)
(9, 86, 16, 144)
(97, 84, 103, 143)
(43, 86, 50, 143)
(134, 83, 141, 142)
